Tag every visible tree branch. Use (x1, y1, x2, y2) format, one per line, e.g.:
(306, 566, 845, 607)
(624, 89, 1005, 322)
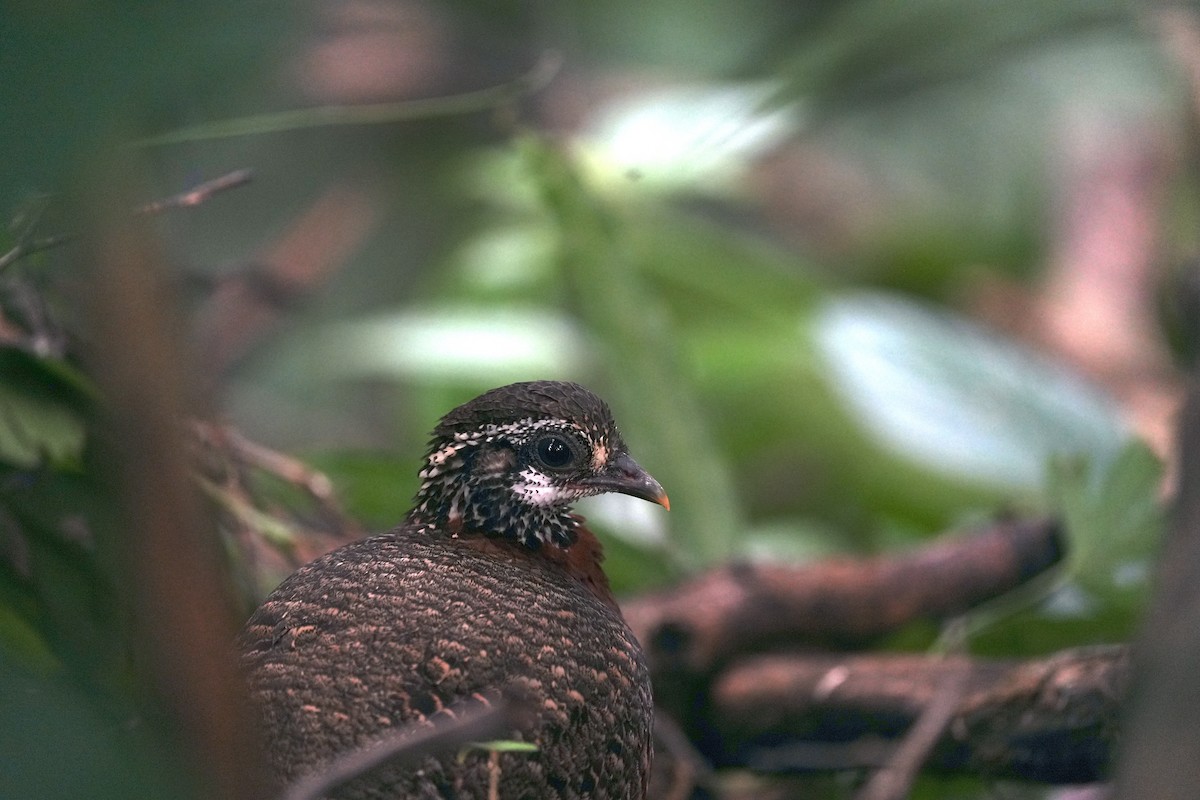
(624, 517, 1064, 679)
(709, 645, 1127, 783)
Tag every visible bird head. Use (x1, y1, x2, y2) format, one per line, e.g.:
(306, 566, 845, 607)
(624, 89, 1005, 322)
(413, 381, 669, 550)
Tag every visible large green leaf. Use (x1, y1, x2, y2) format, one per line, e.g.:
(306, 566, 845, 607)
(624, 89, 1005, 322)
(813, 292, 1130, 491)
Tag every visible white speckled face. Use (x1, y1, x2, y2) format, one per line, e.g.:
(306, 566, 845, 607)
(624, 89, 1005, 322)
(510, 467, 568, 507)
(412, 382, 640, 549)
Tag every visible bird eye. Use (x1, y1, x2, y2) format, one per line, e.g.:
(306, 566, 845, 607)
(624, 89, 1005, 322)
(535, 435, 576, 470)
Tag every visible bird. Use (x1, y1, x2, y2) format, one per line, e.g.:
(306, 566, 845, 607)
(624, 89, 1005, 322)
(237, 381, 669, 799)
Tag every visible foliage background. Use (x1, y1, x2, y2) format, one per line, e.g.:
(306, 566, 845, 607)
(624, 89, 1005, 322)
(1, 1, 1192, 797)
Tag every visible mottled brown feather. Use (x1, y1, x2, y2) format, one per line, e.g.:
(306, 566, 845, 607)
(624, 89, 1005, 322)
(238, 382, 656, 800)
(239, 523, 651, 799)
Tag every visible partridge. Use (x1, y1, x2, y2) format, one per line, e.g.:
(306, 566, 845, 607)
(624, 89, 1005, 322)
(238, 381, 668, 799)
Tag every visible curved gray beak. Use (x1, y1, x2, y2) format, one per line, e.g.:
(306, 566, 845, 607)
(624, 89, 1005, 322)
(578, 452, 670, 510)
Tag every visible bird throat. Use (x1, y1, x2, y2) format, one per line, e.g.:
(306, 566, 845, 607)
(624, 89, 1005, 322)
(412, 443, 580, 551)
(442, 500, 579, 551)
(411, 465, 623, 610)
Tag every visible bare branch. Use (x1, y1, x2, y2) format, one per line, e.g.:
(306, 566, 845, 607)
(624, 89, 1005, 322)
(710, 645, 1128, 783)
(625, 517, 1064, 679)
(854, 659, 970, 800)
(135, 169, 254, 215)
(281, 698, 521, 800)
(0, 169, 253, 274)
(0, 231, 79, 272)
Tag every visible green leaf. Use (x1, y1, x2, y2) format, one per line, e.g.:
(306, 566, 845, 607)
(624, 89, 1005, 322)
(522, 135, 742, 566)
(577, 82, 798, 196)
(1, 468, 126, 684)
(465, 740, 539, 754)
(306, 451, 418, 531)
(970, 443, 1163, 653)
(0, 348, 91, 469)
(288, 308, 586, 385)
(586, 525, 678, 596)
(0, 602, 59, 675)
(1050, 441, 1164, 604)
(0, 385, 84, 469)
(813, 292, 1130, 491)
(0, 648, 189, 800)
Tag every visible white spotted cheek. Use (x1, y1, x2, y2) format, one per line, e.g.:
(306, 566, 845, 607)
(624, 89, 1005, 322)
(510, 468, 568, 507)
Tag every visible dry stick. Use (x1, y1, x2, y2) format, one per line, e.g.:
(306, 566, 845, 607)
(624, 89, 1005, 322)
(853, 661, 970, 800)
(191, 420, 350, 519)
(281, 700, 518, 800)
(0, 232, 79, 272)
(488, 750, 501, 800)
(0, 169, 253, 273)
(192, 420, 364, 571)
(1113, 15, 1200, 796)
(712, 645, 1127, 782)
(134, 168, 254, 215)
(625, 517, 1064, 679)
(221, 424, 339, 507)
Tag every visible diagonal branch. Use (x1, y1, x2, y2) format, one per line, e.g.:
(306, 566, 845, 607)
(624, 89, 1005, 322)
(281, 698, 523, 800)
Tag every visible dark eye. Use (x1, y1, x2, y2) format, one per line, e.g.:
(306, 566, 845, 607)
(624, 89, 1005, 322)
(535, 435, 576, 469)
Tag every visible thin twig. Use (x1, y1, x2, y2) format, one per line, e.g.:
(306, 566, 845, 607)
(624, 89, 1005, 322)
(137, 51, 564, 147)
(281, 699, 518, 800)
(854, 660, 971, 800)
(190, 418, 361, 552)
(487, 749, 501, 800)
(135, 169, 254, 215)
(0, 170, 253, 275)
(218, 423, 338, 507)
(0, 232, 80, 272)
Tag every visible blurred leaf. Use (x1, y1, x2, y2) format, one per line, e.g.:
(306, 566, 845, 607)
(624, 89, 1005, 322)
(1, 468, 124, 685)
(751, 0, 1174, 287)
(0, 649, 189, 800)
(1050, 442, 1164, 606)
(770, 0, 1139, 112)
(0, 391, 83, 470)
(736, 518, 852, 564)
(0, 601, 58, 675)
(0, 348, 91, 469)
(579, 82, 798, 195)
(589, 528, 676, 596)
(630, 206, 822, 325)
(969, 444, 1163, 654)
(287, 307, 587, 386)
(0, 385, 82, 469)
(307, 451, 416, 531)
(522, 135, 742, 565)
(0, 1, 297, 208)
(464, 740, 539, 753)
(813, 292, 1130, 491)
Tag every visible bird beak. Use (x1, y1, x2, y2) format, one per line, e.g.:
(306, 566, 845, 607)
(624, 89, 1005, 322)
(580, 452, 670, 510)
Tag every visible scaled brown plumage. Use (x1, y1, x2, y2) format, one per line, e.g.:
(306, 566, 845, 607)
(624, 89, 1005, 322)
(238, 381, 667, 799)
